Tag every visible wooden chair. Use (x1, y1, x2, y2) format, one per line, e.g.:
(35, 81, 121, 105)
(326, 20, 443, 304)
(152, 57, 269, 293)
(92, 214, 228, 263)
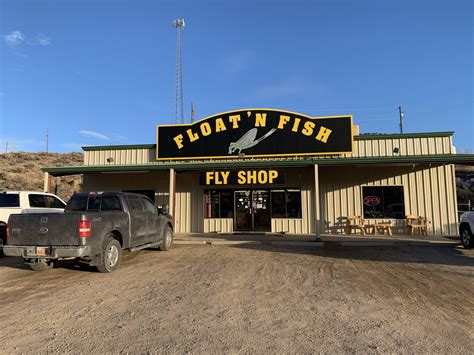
(406, 215, 428, 236)
(345, 216, 367, 236)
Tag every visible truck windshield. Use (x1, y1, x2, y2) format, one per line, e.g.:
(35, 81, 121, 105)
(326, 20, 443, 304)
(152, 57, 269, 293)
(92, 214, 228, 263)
(0, 194, 20, 207)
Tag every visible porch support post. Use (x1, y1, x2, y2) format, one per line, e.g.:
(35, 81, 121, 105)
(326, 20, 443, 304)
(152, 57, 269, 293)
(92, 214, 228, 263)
(169, 168, 176, 219)
(314, 164, 321, 240)
(43, 172, 52, 193)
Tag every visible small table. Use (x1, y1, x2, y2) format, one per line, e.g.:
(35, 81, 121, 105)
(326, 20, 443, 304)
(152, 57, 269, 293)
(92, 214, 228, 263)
(372, 223, 393, 236)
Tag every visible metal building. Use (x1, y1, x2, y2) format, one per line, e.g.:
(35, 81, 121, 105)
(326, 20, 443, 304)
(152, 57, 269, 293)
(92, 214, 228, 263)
(43, 108, 474, 236)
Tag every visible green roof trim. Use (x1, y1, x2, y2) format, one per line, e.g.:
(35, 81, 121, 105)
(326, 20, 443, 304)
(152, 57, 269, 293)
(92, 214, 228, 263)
(354, 131, 454, 140)
(80, 132, 454, 152)
(82, 144, 156, 151)
(43, 154, 474, 176)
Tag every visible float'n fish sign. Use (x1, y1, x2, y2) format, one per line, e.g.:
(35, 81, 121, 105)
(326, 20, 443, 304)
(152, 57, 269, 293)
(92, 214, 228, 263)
(156, 109, 353, 160)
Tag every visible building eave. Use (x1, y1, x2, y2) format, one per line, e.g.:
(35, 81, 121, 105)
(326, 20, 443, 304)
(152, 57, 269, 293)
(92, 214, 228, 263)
(43, 154, 474, 176)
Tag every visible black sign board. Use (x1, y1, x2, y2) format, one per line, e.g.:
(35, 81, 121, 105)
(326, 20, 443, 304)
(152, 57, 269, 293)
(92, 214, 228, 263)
(200, 169, 286, 186)
(156, 108, 353, 160)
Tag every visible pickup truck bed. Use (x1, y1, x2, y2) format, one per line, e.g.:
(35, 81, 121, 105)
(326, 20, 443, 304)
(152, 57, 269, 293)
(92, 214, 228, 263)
(3, 192, 173, 272)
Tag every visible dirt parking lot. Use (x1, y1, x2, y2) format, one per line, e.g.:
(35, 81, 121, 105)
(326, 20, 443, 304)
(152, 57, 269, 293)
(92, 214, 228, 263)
(0, 242, 473, 353)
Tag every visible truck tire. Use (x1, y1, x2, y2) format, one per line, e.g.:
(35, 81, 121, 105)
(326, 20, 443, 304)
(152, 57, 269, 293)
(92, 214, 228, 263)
(159, 225, 173, 251)
(96, 236, 122, 273)
(460, 225, 473, 249)
(27, 259, 54, 271)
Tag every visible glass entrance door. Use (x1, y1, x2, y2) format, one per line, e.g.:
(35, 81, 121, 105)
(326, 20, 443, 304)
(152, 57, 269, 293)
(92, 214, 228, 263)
(252, 190, 271, 231)
(234, 190, 271, 232)
(234, 191, 252, 231)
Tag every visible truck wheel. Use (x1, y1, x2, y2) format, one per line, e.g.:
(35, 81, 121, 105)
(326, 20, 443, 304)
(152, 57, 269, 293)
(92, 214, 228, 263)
(460, 226, 473, 249)
(159, 225, 173, 251)
(27, 259, 54, 271)
(96, 236, 122, 273)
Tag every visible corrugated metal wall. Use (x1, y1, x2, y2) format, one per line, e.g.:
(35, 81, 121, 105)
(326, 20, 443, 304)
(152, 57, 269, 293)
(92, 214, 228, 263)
(83, 136, 454, 165)
(84, 148, 156, 165)
(81, 135, 458, 236)
(319, 164, 458, 236)
(82, 163, 458, 236)
(83, 171, 170, 207)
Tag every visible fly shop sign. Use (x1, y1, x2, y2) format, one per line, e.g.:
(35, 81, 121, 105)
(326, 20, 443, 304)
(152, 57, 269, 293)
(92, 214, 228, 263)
(156, 109, 353, 160)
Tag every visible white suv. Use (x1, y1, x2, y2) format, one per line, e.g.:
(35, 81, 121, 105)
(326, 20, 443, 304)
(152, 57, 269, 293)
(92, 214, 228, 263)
(0, 191, 67, 255)
(459, 211, 474, 249)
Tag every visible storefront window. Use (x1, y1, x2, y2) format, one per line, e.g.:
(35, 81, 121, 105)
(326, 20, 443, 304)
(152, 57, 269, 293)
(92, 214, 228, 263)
(220, 191, 234, 218)
(362, 186, 405, 219)
(204, 189, 302, 219)
(270, 189, 302, 218)
(271, 190, 286, 217)
(286, 189, 302, 218)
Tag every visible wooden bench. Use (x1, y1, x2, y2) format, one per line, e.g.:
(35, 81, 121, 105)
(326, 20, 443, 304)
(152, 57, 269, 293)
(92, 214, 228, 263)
(406, 215, 428, 236)
(345, 216, 368, 236)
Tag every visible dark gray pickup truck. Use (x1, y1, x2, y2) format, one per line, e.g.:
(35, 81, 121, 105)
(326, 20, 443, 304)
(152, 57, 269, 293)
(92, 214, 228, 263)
(3, 192, 173, 273)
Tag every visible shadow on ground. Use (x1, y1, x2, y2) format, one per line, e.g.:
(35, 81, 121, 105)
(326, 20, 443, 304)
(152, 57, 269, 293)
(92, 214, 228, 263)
(231, 243, 474, 267)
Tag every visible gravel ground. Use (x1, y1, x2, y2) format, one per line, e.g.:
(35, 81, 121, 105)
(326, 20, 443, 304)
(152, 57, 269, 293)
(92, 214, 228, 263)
(0, 243, 473, 353)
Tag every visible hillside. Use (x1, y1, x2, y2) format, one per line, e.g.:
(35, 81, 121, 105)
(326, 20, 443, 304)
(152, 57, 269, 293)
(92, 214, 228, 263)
(0, 152, 83, 201)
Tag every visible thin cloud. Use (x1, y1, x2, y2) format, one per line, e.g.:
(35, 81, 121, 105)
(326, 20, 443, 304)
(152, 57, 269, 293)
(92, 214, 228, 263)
(28, 33, 51, 46)
(3, 31, 25, 47)
(79, 130, 110, 140)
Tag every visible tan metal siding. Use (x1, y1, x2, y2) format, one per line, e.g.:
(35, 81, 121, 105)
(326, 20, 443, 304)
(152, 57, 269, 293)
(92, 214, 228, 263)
(319, 164, 458, 236)
(82, 136, 453, 166)
(84, 148, 156, 165)
(82, 171, 169, 206)
(204, 219, 233, 233)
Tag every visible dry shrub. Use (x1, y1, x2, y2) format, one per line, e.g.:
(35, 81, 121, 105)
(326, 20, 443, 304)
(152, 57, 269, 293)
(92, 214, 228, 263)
(0, 152, 83, 201)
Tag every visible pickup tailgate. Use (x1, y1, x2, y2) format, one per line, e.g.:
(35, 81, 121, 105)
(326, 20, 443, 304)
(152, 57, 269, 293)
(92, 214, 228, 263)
(8, 213, 82, 246)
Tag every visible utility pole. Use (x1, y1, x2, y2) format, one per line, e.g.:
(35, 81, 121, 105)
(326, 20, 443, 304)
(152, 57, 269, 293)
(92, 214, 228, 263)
(172, 18, 185, 124)
(398, 106, 404, 134)
(45, 129, 49, 153)
(5, 142, 8, 154)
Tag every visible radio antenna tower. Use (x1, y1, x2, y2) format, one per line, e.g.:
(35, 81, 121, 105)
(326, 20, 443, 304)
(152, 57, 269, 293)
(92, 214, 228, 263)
(172, 18, 185, 124)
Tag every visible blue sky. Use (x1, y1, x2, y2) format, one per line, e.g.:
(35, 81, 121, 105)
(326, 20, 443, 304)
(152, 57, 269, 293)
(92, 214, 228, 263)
(0, 0, 472, 153)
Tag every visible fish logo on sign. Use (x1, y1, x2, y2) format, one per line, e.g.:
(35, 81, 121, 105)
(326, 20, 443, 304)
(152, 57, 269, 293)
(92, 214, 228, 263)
(228, 128, 277, 154)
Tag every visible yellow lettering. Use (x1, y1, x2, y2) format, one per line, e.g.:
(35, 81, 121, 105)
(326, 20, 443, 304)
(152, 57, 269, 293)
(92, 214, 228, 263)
(269, 170, 278, 183)
(255, 113, 267, 127)
(302, 121, 315, 136)
(221, 171, 230, 184)
(247, 170, 257, 184)
(173, 134, 184, 149)
(200, 122, 212, 136)
(277, 115, 290, 129)
(257, 170, 267, 184)
(291, 118, 301, 132)
(316, 126, 332, 143)
(237, 171, 246, 184)
(229, 114, 241, 128)
(205, 172, 214, 185)
(215, 118, 226, 132)
(186, 129, 199, 142)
